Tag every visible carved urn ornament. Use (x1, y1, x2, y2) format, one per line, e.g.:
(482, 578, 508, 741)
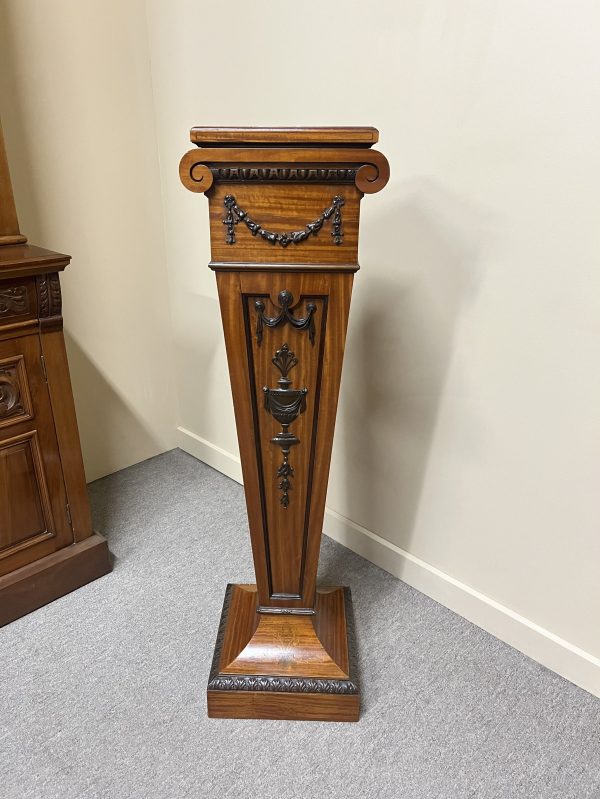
(180, 126, 389, 721)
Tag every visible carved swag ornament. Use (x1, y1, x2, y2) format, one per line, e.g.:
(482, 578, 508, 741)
(223, 194, 344, 247)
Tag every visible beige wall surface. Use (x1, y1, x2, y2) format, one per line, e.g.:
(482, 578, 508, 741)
(1, 0, 599, 694)
(0, 0, 177, 481)
(146, 0, 600, 693)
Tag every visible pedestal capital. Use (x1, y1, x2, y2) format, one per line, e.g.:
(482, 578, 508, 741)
(179, 126, 390, 196)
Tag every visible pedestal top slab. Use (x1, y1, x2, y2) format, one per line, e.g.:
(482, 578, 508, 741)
(190, 127, 379, 148)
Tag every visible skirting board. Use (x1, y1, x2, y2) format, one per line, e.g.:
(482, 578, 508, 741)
(177, 425, 600, 698)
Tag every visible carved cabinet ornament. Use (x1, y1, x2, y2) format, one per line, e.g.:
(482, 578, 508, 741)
(36, 273, 62, 319)
(180, 126, 389, 722)
(0, 285, 28, 315)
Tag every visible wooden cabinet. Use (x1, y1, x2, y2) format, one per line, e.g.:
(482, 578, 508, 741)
(0, 330, 73, 575)
(0, 246, 111, 625)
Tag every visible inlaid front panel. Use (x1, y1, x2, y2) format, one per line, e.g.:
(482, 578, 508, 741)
(217, 271, 353, 608)
(245, 289, 326, 598)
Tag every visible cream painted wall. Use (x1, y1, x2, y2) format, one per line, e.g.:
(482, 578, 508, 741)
(0, 0, 177, 481)
(146, 0, 600, 693)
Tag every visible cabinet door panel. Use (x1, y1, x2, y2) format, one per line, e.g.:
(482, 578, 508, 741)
(0, 335, 72, 576)
(0, 431, 52, 554)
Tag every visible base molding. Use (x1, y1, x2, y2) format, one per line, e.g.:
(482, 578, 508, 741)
(207, 584, 360, 722)
(208, 690, 360, 722)
(0, 533, 111, 627)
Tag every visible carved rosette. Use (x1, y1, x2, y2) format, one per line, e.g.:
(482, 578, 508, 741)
(0, 356, 32, 425)
(0, 367, 23, 419)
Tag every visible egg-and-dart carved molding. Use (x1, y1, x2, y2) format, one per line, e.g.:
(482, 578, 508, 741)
(211, 166, 357, 183)
(254, 290, 316, 345)
(0, 286, 28, 316)
(223, 194, 344, 248)
(263, 343, 308, 509)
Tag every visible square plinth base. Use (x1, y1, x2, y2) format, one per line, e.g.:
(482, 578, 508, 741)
(207, 583, 360, 722)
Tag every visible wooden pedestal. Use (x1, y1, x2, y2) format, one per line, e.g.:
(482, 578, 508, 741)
(180, 127, 389, 721)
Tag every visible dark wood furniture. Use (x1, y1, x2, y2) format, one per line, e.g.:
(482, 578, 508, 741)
(180, 126, 389, 721)
(0, 120, 111, 626)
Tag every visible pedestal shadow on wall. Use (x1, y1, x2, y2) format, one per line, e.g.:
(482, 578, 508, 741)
(320, 179, 485, 588)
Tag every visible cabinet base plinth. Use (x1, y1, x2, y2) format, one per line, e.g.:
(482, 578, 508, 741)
(0, 533, 111, 627)
(207, 583, 360, 722)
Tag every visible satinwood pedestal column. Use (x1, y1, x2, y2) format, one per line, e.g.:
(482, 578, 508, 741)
(180, 127, 389, 721)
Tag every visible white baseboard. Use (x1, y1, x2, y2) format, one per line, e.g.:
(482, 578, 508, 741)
(177, 426, 243, 483)
(177, 426, 600, 698)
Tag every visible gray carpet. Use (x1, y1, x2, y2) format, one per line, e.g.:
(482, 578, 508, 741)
(1, 449, 600, 799)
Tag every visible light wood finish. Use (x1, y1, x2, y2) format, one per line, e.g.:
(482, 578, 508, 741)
(0, 119, 26, 246)
(181, 126, 389, 721)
